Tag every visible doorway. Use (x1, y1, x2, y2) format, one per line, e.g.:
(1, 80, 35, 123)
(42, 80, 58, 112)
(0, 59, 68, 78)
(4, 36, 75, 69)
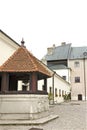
(78, 94, 82, 100)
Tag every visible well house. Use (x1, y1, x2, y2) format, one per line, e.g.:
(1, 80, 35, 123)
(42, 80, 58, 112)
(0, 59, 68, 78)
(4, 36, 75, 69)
(0, 43, 53, 121)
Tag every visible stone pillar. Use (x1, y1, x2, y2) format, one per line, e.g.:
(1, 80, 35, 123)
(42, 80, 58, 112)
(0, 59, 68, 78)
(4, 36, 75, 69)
(30, 72, 37, 92)
(1, 73, 9, 92)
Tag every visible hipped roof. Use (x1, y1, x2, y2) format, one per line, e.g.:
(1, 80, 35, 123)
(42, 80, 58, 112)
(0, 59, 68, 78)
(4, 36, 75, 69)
(0, 46, 52, 77)
(46, 44, 71, 61)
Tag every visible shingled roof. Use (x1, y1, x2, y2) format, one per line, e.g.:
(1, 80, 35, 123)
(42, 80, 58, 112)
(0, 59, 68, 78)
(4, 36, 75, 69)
(45, 43, 87, 61)
(45, 44, 71, 61)
(0, 46, 52, 77)
(69, 46, 87, 59)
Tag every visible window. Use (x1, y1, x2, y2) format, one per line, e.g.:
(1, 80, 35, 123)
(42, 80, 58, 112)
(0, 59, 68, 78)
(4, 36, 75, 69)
(62, 76, 66, 80)
(55, 88, 58, 97)
(59, 89, 61, 97)
(74, 61, 80, 67)
(62, 90, 64, 97)
(65, 91, 66, 95)
(75, 77, 80, 83)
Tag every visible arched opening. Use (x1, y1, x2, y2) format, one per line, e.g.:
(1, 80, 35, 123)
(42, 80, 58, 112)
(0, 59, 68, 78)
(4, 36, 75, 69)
(78, 94, 82, 100)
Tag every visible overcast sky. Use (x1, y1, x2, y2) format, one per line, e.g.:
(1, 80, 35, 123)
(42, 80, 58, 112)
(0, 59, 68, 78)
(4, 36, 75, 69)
(0, 0, 87, 59)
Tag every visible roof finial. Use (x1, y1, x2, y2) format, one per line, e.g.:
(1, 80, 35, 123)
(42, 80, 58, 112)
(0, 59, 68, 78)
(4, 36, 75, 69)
(21, 38, 25, 47)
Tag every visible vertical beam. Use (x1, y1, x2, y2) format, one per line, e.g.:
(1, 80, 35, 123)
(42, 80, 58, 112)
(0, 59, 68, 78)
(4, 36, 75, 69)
(30, 72, 37, 92)
(83, 52, 87, 101)
(52, 72, 56, 105)
(43, 78, 47, 92)
(1, 73, 9, 92)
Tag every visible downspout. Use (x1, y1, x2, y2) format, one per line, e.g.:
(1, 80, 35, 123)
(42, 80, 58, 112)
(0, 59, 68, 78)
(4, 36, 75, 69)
(83, 57, 86, 101)
(83, 52, 87, 101)
(52, 72, 55, 105)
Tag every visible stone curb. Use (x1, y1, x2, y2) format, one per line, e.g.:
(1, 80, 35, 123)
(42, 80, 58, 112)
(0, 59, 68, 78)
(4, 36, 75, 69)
(0, 115, 59, 125)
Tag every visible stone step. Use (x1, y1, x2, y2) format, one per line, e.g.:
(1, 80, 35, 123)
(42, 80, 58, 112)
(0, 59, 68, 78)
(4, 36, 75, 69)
(0, 114, 59, 125)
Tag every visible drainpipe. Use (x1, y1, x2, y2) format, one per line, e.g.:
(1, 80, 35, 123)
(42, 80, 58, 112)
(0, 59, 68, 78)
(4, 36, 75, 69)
(52, 72, 55, 105)
(83, 52, 87, 101)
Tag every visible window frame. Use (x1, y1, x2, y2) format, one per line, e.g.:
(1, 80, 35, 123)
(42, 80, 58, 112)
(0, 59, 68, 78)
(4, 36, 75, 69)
(75, 77, 80, 83)
(74, 61, 80, 67)
(49, 86, 52, 94)
(55, 88, 58, 97)
(62, 76, 66, 80)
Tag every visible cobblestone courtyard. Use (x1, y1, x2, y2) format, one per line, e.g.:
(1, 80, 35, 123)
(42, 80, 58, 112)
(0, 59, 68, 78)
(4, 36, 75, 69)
(0, 101, 86, 130)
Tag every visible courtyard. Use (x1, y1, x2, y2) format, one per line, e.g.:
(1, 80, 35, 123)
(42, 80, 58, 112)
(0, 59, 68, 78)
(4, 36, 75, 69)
(0, 101, 86, 130)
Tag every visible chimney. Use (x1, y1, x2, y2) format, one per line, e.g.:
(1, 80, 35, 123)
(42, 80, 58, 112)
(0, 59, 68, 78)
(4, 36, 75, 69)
(61, 42, 66, 46)
(53, 44, 55, 48)
(47, 47, 53, 55)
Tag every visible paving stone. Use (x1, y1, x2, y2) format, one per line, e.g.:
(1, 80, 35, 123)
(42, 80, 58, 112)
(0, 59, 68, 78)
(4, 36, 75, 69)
(0, 101, 86, 130)
(29, 128, 43, 130)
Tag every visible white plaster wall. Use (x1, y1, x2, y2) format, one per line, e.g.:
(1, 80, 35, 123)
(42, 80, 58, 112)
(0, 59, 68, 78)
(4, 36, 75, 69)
(38, 74, 70, 103)
(17, 80, 30, 91)
(54, 74, 70, 103)
(0, 34, 19, 65)
(55, 69, 71, 83)
(38, 79, 44, 90)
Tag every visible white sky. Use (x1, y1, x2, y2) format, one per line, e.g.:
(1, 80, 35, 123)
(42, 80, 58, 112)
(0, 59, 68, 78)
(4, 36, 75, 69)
(0, 0, 87, 59)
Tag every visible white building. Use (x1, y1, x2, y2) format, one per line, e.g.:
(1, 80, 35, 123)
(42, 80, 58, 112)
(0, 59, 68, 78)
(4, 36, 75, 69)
(38, 70, 71, 104)
(47, 73, 70, 103)
(0, 30, 20, 65)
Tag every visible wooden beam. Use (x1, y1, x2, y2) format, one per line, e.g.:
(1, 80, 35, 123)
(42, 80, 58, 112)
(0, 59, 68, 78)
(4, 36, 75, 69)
(30, 72, 37, 92)
(1, 73, 9, 92)
(44, 78, 47, 92)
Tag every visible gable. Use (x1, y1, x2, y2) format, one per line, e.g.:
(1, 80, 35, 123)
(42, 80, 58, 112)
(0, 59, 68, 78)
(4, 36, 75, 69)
(0, 30, 20, 65)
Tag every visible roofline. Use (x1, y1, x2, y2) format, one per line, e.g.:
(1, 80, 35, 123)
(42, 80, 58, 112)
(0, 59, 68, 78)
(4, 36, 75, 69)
(46, 65, 71, 85)
(53, 71, 71, 85)
(37, 59, 53, 76)
(54, 67, 71, 70)
(47, 59, 68, 62)
(69, 57, 87, 60)
(0, 29, 20, 47)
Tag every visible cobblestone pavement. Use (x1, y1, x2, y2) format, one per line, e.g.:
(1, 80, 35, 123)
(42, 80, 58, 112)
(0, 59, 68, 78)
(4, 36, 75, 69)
(0, 101, 86, 130)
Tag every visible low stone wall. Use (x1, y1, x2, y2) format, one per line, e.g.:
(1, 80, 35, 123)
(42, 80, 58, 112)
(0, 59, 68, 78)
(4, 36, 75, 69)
(0, 94, 49, 120)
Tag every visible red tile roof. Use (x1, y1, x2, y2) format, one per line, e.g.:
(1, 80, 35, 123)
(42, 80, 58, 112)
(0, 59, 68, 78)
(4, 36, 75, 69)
(0, 47, 52, 77)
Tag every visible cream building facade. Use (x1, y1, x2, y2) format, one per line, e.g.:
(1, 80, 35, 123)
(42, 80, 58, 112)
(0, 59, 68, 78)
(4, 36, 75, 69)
(44, 43, 87, 101)
(68, 53, 87, 101)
